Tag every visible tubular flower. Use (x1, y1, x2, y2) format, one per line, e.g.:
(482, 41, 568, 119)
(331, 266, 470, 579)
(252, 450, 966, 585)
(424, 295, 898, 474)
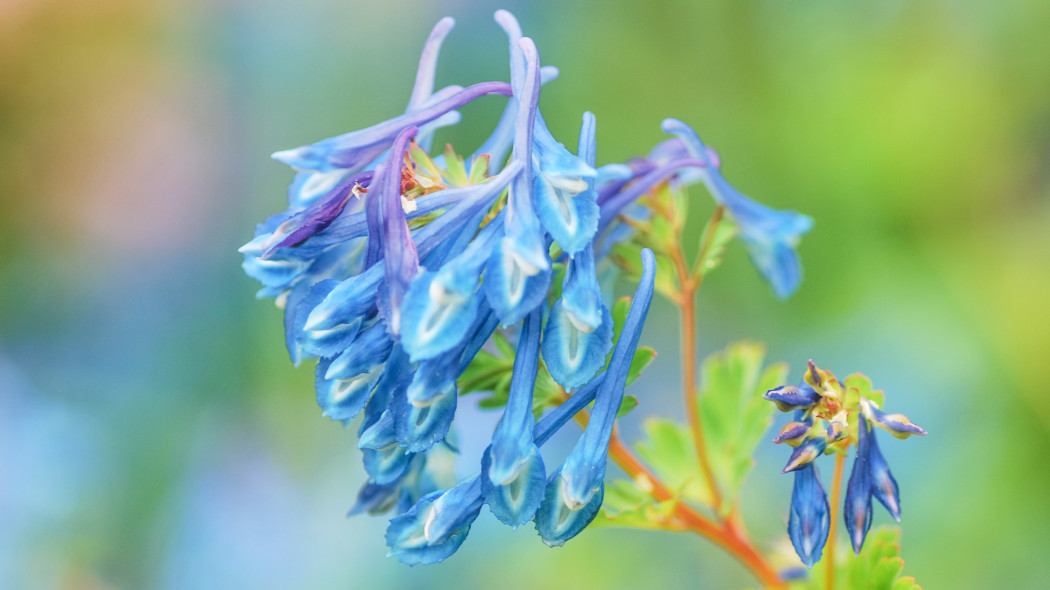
(240, 10, 683, 565)
(593, 119, 812, 299)
(766, 361, 925, 565)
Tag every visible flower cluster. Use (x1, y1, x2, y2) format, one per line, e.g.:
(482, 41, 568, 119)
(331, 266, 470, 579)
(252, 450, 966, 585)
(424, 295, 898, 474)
(765, 361, 927, 567)
(241, 10, 811, 564)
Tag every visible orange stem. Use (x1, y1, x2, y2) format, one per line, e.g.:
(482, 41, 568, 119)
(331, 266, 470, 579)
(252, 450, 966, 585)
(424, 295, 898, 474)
(564, 397, 783, 587)
(606, 435, 786, 589)
(825, 453, 847, 590)
(669, 235, 723, 513)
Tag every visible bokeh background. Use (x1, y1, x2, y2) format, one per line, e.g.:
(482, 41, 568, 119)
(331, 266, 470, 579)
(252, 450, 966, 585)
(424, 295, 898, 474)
(2, 0, 1048, 588)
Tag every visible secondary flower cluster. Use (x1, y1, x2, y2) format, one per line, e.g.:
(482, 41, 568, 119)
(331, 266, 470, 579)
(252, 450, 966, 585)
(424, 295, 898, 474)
(240, 10, 811, 564)
(765, 361, 927, 567)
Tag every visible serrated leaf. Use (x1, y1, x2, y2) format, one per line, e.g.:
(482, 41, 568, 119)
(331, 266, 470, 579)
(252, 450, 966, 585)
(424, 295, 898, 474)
(409, 142, 443, 179)
(785, 527, 922, 590)
(692, 216, 738, 277)
(634, 418, 714, 506)
(611, 296, 631, 336)
(532, 364, 564, 419)
(670, 185, 688, 233)
(616, 395, 639, 418)
(468, 154, 490, 184)
(649, 213, 677, 254)
(592, 478, 684, 531)
(846, 527, 921, 590)
(697, 341, 787, 508)
(871, 557, 906, 590)
(652, 251, 679, 300)
(492, 330, 516, 359)
(611, 242, 645, 277)
(626, 347, 656, 387)
(548, 261, 567, 304)
(443, 144, 468, 186)
(891, 577, 922, 590)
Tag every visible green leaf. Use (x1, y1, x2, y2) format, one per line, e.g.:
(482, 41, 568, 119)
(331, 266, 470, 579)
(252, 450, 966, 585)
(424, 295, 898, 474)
(532, 364, 564, 419)
(845, 527, 921, 590)
(691, 215, 738, 278)
(633, 418, 714, 506)
(786, 527, 922, 590)
(612, 242, 678, 299)
(616, 395, 639, 418)
(845, 372, 884, 408)
(611, 242, 645, 278)
(697, 341, 787, 509)
(626, 346, 656, 387)
(457, 331, 516, 411)
(669, 184, 688, 233)
(468, 154, 490, 184)
(649, 213, 677, 254)
(652, 251, 679, 300)
(443, 143, 468, 186)
(492, 331, 516, 359)
(592, 479, 683, 531)
(548, 261, 567, 304)
(891, 577, 922, 590)
(611, 296, 631, 337)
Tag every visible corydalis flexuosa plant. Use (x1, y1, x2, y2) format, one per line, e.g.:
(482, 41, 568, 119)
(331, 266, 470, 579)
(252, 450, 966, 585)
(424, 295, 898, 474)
(240, 9, 925, 589)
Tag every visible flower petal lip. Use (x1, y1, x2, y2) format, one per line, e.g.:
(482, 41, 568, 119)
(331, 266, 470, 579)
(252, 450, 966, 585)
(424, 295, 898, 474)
(384, 373, 609, 563)
(398, 216, 504, 362)
(482, 309, 547, 526)
(385, 477, 483, 566)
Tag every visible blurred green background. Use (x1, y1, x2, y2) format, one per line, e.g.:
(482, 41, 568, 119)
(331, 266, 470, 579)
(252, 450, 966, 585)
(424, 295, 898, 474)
(2, 0, 1048, 588)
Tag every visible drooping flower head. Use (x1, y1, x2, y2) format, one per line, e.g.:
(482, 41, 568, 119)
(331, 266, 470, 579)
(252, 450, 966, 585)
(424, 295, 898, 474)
(765, 361, 926, 564)
(241, 8, 813, 566)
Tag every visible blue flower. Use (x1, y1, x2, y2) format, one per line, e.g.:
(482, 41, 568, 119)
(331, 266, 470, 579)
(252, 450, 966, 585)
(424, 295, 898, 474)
(766, 362, 925, 566)
(844, 415, 875, 554)
(764, 382, 822, 412)
(385, 249, 656, 561)
(542, 113, 613, 389)
(661, 119, 813, 299)
(483, 38, 552, 326)
(593, 119, 812, 299)
(481, 309, 547, 526)
(385, 476, 484, 566)
(535, 249, 656, 546)
(788, 464, 830, 568)
(242, 8, 677, 566)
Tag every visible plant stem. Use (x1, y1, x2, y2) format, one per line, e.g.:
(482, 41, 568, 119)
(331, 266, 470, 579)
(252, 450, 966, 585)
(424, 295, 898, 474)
(606, 434, 786, 589)
(825, 452, 847, 590)
(561, 394, 784, 588)
(668, 236, 723, 514)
